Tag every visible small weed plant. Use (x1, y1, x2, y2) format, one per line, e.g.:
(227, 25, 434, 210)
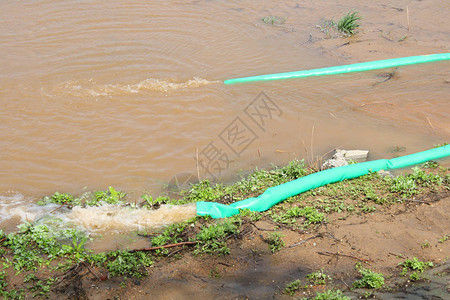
(92, 186, 125, 205)
(438, 234, 449, 243)
(337, 11, 361, 35)
(306, 269, 332, 285)
(271, 206, 324, 226)
(150, 222, 188, 255)
(183, 180, 225, 203)
(387, 167, 442, 198)
(105, 250, 153, 278)
(353, 267, 385, 289)
(194, 219, 239, 255)
(239, 209, 262, 222)
(284, 279, 301, 296)
(266, 232, 285, 253)
(261, 16, 286, 25)
(420, 241, 430, 249)
(308, 289, 350, 300)
(400, 257, 433, 280)
(38, 186, 125, 207)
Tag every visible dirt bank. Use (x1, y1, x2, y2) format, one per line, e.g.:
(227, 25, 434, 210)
(76, 192, 448, 299)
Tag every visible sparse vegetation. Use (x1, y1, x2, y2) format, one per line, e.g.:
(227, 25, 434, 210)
(266, 232, 285, 253)
(308, 289, 350, 300)
(270, 206, 325, 226)
(261, 16, 286, 25)
(317, 11, 361, 38)
(306, 269, 332, 285)
(337, 11, 361, 35)
(284, 279, 301, 296)
(438, 234, 449, 243)
(400, 257, 433, 280)
(92, 186, 125, 205)
(38, 186, 125, 207)
(105, 250, 153, 278)
(420, 241, 430, 249)
(0, 158, 447, 298)
(150, 222, 188, 255)
(194, 219, 239, 255)
(353, 267, 385, 289)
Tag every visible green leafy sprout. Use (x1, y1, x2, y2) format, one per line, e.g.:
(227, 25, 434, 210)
(353, 267, 385, 289)
(337, 11, 361, 35)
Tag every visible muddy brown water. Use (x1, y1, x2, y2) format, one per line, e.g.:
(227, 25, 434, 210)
(0, 0, 449, 236)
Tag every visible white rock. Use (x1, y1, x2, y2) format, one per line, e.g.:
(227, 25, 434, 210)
(342, 150, 369, 162)
(321, 149, 369, 170)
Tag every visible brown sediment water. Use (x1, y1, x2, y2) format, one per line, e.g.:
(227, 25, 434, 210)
(1, 0, 449, 237)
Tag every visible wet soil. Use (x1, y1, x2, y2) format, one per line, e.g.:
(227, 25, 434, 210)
(44, 192, 449, 299)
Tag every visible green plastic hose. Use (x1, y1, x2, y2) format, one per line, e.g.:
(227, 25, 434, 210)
(224, 53, 450, 84)
(197, 145, 450, 218)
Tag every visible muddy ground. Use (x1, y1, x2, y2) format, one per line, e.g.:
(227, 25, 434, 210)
(70, 190, 448, 300)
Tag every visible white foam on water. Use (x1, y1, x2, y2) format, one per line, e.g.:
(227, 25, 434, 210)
(65, 203, 197, 234)
(52, 77, 219, 97)
(0, 193, 61, 231)
(1, 193, 197, 236)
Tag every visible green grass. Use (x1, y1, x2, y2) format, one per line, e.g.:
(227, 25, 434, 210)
(308, 289, 350, 300)
(306, 269, 332, 285)
(400, 257, 433, 280)
(194, 219, 239, 255)
(266, 232, 285, 253)
(261, 16, 286, 25)
(38, 186, 125, 207)
(150, 222, 188, 255)
(105, 250, 153, 278)
(438, 234, 449, 243)
(284, 279, 301, 296)
(92, 186, 125, 205)
(337, 11, 361, 35)
(1, 223, 76, 271)
(353, 267, 385, 289)
(270, 206, 325, 227)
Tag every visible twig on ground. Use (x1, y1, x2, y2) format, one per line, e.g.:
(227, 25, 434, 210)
(323, 232, 341, 242)
(341, 220, 368, 226)
(426, 116, 435, 131)
(310, 125, 315, 166)
(50, 203, 66, 214)
(289, 233, 323, 248)
(388, 252, 405, 259)
(275, 149, 288, 153)
(81, 261, 103, 281)
(129, 241, 197, 253)
(357, 101, 395, 108)
(299, 33, 313, 45)
(196, 147, 201, 181)
(167, 248, 184, 258)
(406, 199, 430, 204)
(406, 6, 410, 31)
(54, 263, 88, 286)
(250, 222, 278, 231)
(317, 251, 371, 264)
(340, 277, 350, 289)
